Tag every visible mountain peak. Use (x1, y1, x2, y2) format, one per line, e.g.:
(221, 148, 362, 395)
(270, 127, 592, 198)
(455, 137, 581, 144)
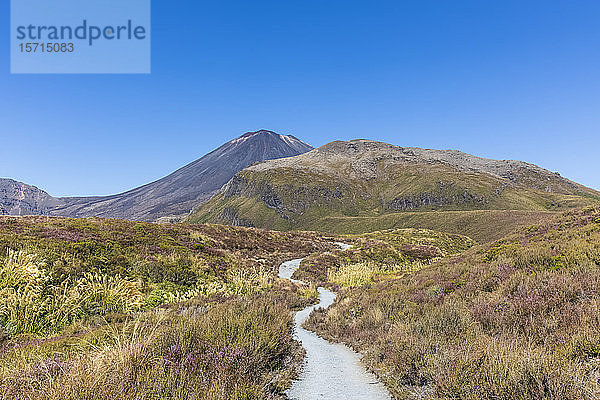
(0, 178, 59, 216)
(230, 130, 313, 150)
(43, 130, 314, 221)
(189, 139, 600, 232)
(240, 129, 278, 138)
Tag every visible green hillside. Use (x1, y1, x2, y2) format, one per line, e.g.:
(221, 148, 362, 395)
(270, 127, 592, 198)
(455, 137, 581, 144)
(299, 210, 558, 243)
(187, 140, 599, 241)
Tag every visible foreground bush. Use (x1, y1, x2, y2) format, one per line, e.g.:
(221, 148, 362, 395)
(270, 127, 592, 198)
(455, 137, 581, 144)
(0, 216, 335, 337)
(0, 216, 329, 399)
(0, 250, 144, 336)
(0, 296, 299, 400)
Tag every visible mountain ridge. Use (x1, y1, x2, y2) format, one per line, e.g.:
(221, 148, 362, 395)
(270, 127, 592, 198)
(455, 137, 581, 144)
(245, 139, 588, 193)
(188, 139, 600, 236)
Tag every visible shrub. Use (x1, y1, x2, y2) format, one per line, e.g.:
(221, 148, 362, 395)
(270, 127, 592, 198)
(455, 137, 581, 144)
(0, 250, 143, 335)
(79, 273, 144, 314)
(307, 207, 600, 399)
(0, 249, 48, 290)
(328, 261, 380, 287)
(0, 297, 298, 400)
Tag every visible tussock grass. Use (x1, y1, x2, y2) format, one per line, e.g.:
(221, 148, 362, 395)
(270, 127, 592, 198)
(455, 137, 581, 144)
(328, 261, 380, 287)
(297, 228, 472, 284)
(327, 261, 427, 287)
(0, 216, 336, 338)
(0, 216, 336, 399)
(0, 250, 144, 336)
(0, 296, 299, 400)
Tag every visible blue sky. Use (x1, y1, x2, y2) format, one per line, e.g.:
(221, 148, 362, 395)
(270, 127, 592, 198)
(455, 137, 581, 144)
(1, 0, 599, 196)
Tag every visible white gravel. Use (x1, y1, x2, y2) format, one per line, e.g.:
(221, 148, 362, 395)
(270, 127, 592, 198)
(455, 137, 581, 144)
(279, 251, 392, 400)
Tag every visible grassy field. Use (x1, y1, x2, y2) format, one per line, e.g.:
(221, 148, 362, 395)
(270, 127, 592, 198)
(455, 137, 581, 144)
(0, 216, 339, 399)
(1, 294, 304, 399)
(190, 189, 563, 243)
(304, 206, 600, 399)
(307, 209, 558, 243)
(3, 210, 598, 399)
(0, 216, 475, 399)
(294, 228, 475, 284)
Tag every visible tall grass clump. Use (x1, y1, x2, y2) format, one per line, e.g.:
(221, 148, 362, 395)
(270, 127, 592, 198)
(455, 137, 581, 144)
(328, 260, 429, 287)
(328, 261, 381, 287)
(0, 296, 299, 400)
(0, 249, 144, 336)
(79, 273, 144, 314)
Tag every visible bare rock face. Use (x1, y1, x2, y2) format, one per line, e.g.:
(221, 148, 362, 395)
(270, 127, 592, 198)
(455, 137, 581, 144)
(0, 179, 60, 216)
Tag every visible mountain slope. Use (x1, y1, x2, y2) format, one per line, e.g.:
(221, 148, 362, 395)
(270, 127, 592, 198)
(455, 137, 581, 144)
(188, 139, 600, 237)
(46, 130, 313, 221)
(0, 178, 60, 216)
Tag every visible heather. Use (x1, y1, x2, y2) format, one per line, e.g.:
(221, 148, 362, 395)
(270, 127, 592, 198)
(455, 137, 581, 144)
(0, 295, 301, 399)
(0, 216, 333, 399)
(3, 209, 599, 399)
(0, 216, 336, 336)
(296, 228, 474, 284)
(305, 207, 600, 399)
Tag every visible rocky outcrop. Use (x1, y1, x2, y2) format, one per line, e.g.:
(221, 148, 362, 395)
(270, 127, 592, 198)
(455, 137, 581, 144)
(386, 182, 487, 211)
(0, 179, 60, 216)
(219, 172, 347, 223)
(218, 207, 255, 227)
(387, 191, 486, 211)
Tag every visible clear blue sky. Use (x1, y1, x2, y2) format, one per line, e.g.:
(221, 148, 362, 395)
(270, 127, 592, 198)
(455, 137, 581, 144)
(1, 0, 598, 196)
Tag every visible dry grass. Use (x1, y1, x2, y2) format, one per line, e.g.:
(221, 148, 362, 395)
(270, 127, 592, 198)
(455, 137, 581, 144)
(306, 207, 600, 399)
(314, 210, 558, 243)
(327, 261, 427, 287)
(296, 228, 472, 284)
(0, 250, 145, 336)
(0, 216, 337, 399)
(4, 209, 597, 399)
(0, 216, 339, 337)
(0, 295, 300, 400)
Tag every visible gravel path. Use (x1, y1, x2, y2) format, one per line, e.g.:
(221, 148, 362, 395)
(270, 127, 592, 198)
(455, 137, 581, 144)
(278, 247, 392, 400)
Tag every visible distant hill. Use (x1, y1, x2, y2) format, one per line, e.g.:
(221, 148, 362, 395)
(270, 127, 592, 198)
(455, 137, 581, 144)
(0, 130, 313, 221)
(188, 139, 600, 240)
(0, 178, 60, 216)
